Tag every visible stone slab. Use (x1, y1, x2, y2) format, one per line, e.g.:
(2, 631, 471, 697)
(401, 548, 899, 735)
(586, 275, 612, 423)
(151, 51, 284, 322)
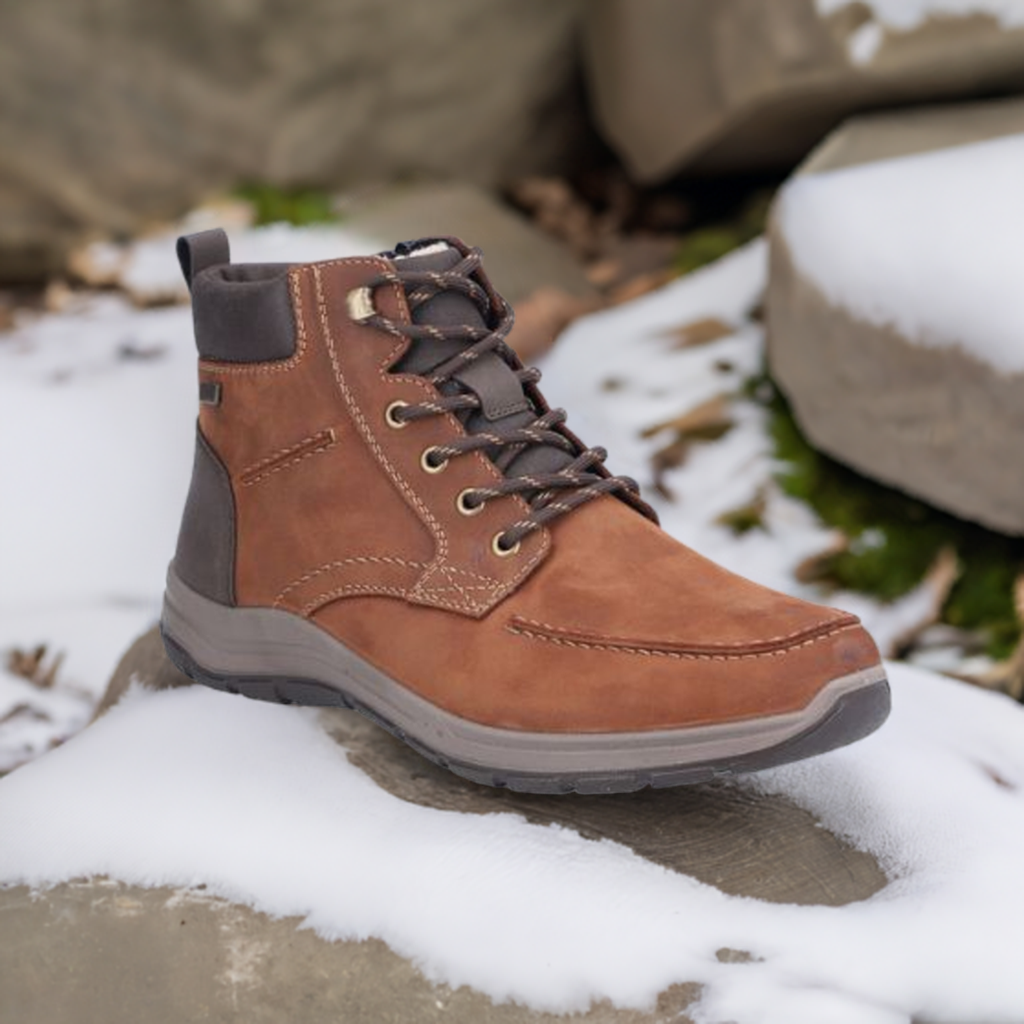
(343, 181, 595, 305)
(583, 0, 1024, 181)
(766, 97, 1024, 534)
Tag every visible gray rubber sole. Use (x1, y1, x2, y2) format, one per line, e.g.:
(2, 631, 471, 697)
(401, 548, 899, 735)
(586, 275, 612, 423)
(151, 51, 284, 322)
(160, 568, 890, 795)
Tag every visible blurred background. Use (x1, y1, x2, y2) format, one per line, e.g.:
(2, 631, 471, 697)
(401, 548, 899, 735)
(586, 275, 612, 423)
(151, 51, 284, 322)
(3, 0, 1024, 767)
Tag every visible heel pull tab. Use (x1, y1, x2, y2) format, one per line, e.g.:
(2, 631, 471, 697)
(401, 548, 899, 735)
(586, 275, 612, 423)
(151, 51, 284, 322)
(176, 229, 230, 291)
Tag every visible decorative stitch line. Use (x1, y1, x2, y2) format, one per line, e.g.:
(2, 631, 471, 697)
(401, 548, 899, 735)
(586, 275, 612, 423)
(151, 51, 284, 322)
(508, 615, 856, 652)
(505, 622, 856, 662)
(240, 428, 337, 486)
(274, 555, 425, 607)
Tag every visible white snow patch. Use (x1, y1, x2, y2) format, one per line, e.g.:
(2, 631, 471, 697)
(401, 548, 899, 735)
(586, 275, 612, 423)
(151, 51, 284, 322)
(2, 664, 1024, 1023)
(817, 0, 1024, 31)
(0, 224, 384, 769)
(776, 132, 1024, 375)
(846, 19, 886, 64)
(83, 222, 385, 304)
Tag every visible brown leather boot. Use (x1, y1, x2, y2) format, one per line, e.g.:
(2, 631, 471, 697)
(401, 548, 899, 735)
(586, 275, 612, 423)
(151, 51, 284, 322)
(161, 229, 889, 794)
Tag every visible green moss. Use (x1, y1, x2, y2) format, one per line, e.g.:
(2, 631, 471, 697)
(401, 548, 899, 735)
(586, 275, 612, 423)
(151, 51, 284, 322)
(675, 191, 773, 276)
(235, 183, 338, 227)
(717, 493, 767, 536)
(756, 376, 1023, 659)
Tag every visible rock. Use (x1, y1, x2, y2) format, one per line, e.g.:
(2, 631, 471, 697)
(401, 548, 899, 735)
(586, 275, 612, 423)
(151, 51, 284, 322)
(766, 97, 1024, 535)
(583, 0, 1024, 181)
(2, 628, 887, 1022)
(0, 0, 584, 282)
(0, 881, 702, 1024)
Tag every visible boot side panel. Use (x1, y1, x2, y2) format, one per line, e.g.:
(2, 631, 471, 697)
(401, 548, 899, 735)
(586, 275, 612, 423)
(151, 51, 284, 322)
(173, 424, 237, 606)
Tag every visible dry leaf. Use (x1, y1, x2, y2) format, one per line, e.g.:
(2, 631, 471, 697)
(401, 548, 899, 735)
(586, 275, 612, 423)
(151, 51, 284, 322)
(651, 435, 691, 500)
(607, 268, 677, 306)
(660, 317, 734, 350)
(643, 396, 735, 500)
(6, 644, 64, 689)
(972, 571, 1024, 700)
(888, 546, 961, 657)
(641, 396, 733, 440)
(793, 535, 849, 585)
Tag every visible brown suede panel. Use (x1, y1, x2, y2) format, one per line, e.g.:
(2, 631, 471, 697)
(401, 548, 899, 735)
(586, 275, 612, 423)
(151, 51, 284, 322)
(311, 497, 879, 733)
(197, 257, 550, 617)
(194, 249, 882, 735)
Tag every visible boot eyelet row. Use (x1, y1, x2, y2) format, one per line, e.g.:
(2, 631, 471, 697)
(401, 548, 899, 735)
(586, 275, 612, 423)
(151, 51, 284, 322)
(420, 447, 449, 474)
(385, 400, 409, 429)
(456, 489, 486, 517)
(491, 532, 521, 558)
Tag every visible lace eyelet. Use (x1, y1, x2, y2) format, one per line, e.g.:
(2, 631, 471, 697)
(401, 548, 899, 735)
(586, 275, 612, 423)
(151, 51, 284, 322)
(385, 400, 409, 429)
(491, 532, 521, 557)
(420, 447, 449, 474)
(456, 489, 485, 517)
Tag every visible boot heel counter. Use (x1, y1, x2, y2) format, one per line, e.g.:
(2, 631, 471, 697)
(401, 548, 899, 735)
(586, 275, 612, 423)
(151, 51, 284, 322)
(173, 425, 236, 606)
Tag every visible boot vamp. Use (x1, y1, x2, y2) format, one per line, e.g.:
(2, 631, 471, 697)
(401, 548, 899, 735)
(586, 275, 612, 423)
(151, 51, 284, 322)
(312, 498, 881, 734)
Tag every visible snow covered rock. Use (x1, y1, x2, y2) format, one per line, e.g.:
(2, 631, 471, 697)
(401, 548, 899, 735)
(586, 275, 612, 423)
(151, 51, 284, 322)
(0, 628, 885, 1023)
(584, 0, 1024, 180)
(767, 98, 1024, 534)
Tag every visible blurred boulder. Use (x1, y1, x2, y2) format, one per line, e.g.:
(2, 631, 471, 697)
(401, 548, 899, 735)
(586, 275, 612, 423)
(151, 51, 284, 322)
(0, 0, 585, 281)
(342, 181, 596, 305)
(584, 0, 1024, 181)
(766, 97, 1024, 535)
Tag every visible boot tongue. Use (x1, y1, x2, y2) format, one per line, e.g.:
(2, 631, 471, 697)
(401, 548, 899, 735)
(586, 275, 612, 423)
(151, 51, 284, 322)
(386, 241, 572, 478)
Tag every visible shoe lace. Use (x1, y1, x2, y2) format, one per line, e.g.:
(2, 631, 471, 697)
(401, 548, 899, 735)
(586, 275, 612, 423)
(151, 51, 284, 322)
(360, 246, 642, 552)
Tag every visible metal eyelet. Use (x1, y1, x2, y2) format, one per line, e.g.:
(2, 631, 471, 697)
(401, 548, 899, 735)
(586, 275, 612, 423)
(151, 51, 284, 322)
(491, 532, 521, 557)
(456, 489, 485, 517)
(420, 447, 449, 474)
(346, 286, 375, 322)
(385, 400, 409, 429)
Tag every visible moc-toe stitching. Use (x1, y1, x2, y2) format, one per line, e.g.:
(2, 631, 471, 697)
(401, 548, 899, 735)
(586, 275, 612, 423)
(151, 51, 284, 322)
(505, 614, 864, 661)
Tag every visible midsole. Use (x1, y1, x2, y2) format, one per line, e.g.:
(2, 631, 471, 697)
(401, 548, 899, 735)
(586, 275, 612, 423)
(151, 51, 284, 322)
(161, 568, 887, 775)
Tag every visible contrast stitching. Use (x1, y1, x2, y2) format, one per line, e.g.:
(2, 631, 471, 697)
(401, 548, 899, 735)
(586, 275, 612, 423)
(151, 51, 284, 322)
(301, 583, 410, 617)
(199, 268, 309, 376)
(314, 262, 453, 563)
(274, 555, 425, 607)
(239, 428, 337, 486)
(505, 621, 856, 661)
(377, 264, 550, 607)
(509, 615, 854, 652)
(310, 259, 549, 615)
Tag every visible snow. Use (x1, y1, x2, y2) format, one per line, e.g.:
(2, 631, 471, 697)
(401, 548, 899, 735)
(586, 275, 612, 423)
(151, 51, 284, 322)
(817, 0, 1024, 30)
(0, 224, 383, 772)
(815, 0, 1024, 65)
(3, 223, 1024, 1022)
(80, 220, 385, 303)
(776, 132, 1024, 375)
(2, 664, 1024, 1024)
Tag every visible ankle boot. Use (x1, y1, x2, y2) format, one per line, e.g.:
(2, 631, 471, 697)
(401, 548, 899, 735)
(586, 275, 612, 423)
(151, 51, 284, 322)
(161, 229, 889, 794)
